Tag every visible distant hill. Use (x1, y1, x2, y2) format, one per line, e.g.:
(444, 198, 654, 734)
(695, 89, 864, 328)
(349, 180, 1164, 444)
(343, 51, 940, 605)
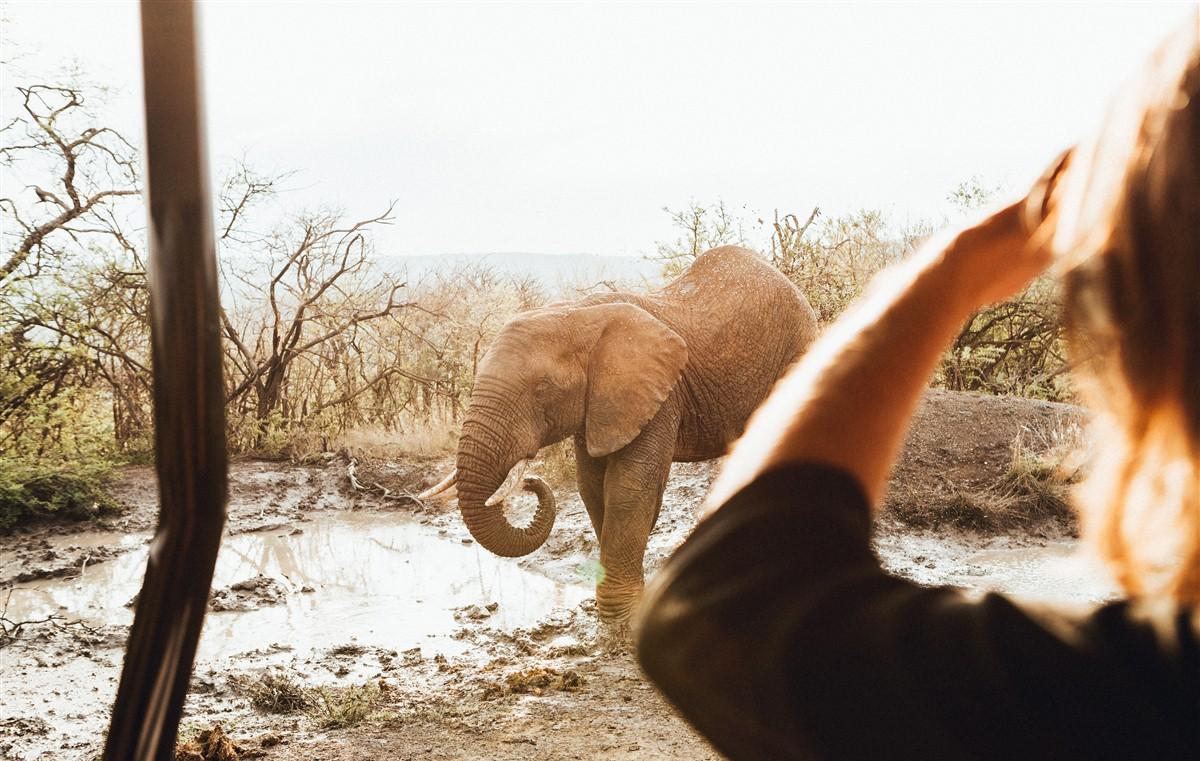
(377, 252, 664, 290)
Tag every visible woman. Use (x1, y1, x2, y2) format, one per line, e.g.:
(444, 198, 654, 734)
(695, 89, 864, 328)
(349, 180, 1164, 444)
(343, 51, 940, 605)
(637, 14, 1199, 761)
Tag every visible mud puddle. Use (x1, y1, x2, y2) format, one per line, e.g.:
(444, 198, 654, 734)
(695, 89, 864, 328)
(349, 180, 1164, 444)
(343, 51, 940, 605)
(876, 532, 1119, 604)
(5, 511, 592, 662)
(2, 511, 594, 760)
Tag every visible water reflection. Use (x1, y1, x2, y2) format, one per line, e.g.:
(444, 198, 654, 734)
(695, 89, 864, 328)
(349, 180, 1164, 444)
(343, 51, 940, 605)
(4, 512, 591, 659)
(955, 541, 1118, 602)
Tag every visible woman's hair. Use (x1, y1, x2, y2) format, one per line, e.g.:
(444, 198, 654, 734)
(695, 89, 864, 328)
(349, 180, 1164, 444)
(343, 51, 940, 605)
(1054, 12, 1200, 602)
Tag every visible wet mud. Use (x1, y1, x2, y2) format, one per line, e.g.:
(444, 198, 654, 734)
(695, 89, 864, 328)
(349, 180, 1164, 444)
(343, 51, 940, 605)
(2, 418, 1109, 760)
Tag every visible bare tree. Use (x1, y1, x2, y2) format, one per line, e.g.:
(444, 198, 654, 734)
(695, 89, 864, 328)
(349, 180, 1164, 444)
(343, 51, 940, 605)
(653, 200, 747, 277)
(0, 75, 493, 460)
(0, 84, 139, 289)
(219, 203, 427, 446)
(762, 206, 915, 323)
(0, 81, 145, 456)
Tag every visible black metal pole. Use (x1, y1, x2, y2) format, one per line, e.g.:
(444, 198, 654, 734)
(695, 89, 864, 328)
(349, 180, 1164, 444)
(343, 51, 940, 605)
(104, 2, 228, 758)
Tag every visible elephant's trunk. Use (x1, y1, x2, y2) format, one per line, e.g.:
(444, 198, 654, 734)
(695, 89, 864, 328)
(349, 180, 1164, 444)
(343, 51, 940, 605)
(455, 417, 556, 558)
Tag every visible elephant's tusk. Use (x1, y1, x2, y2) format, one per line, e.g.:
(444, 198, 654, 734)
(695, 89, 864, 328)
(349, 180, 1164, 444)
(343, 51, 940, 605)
(417, 470, 458, 499)
(485, 459, 528, 507)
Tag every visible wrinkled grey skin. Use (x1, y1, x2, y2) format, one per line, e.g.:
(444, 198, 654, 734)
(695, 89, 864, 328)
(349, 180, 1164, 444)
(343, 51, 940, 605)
(450, 246, 818, 624)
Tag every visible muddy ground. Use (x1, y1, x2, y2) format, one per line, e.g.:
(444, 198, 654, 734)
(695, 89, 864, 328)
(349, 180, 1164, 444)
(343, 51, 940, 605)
(0, 390, 1111, 761)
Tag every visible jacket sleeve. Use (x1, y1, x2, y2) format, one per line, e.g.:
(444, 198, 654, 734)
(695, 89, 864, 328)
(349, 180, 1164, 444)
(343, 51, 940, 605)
(635, 463, 1200, 761)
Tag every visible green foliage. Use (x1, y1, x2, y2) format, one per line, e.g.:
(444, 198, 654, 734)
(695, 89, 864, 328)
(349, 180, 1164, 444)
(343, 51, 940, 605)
(0, 457, 121, 533)
(246, 410, 296, 459)
(0, 323, 127, 532)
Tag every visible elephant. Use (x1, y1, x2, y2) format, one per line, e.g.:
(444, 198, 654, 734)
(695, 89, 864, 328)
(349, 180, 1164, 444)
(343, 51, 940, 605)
(419, 246, 818, 625)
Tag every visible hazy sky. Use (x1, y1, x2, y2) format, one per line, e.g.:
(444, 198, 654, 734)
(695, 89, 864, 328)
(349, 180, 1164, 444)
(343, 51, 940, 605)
(3, 2, 1195, 257)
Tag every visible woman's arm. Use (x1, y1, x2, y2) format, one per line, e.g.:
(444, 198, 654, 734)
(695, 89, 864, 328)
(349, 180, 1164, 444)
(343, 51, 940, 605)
(705, 198, 1054, 512)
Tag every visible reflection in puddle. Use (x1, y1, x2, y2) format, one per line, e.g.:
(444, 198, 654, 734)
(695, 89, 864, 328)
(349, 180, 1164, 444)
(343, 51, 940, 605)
(953, 542, 1118, 602)
(5, 512, 591, 659)
(877, 534, 1119, 604)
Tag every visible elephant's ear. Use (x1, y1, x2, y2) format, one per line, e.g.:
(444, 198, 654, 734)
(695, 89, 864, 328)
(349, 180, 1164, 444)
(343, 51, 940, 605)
(584, 304, 688, 458)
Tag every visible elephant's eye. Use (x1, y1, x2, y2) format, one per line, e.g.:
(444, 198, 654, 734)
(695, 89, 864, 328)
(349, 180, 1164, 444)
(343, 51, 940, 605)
(534, 378, 554, 399)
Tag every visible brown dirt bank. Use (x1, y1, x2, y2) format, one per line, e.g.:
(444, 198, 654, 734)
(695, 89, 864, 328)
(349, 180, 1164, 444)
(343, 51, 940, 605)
(884, 389, 1086, 532)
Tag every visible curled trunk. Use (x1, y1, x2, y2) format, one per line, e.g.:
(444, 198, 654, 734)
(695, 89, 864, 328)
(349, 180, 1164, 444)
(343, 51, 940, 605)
(456, 423, 556, 557)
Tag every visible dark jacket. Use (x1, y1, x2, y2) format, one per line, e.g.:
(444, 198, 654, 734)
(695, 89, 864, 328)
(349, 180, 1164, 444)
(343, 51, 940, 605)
(637, 463, 1200, 760)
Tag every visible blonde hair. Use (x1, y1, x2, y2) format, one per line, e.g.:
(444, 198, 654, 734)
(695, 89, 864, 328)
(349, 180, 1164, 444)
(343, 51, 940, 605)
(1054, 12, 1200, 602)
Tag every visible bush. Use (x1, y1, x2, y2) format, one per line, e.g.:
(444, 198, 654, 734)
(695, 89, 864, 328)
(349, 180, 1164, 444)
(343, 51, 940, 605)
(938, 276, 1070, 401)
(0, 457, 121, 533)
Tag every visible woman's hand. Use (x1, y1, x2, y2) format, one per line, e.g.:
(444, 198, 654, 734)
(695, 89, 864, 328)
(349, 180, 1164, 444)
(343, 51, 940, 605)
(941, 200, 1053, 309)
(942, 150, 1069, 311)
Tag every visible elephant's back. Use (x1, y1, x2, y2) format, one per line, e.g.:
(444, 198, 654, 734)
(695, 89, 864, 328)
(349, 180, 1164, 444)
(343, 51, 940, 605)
(660, 246, 817, 350)
(654, 246, 819, 458)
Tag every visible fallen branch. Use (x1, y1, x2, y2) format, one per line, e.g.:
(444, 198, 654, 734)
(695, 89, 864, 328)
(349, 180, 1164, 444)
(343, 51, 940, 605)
(0, 611, 104, 650)
(345, 457, 427, 506)
(346, 457, 365, 491)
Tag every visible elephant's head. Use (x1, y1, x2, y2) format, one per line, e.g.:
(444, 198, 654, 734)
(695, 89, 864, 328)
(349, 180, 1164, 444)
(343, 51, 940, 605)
(421, 302, 688, 557)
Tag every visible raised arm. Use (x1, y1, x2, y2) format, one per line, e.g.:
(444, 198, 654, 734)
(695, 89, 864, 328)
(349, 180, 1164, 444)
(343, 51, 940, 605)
(705, 193, 1057, 512)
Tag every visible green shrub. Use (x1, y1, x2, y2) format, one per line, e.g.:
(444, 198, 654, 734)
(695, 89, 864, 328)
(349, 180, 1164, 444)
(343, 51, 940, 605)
(0, 458, 121, 533)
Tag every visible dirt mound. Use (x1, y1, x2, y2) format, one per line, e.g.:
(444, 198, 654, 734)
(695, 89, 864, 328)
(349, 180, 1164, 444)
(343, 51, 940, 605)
(209, 575, 289, 612)
(885, 389, 1086, 532)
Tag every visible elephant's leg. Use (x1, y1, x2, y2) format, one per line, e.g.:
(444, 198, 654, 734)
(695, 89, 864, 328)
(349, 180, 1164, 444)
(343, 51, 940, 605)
(596, 403, 679, 626)
(574, 434, 605, 539)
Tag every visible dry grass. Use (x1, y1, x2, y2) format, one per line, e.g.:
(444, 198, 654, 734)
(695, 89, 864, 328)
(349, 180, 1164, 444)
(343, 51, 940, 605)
(890, 417, 1087, 533)
(232, 669, 311, 713)
(233, 670, 396, 730)
(536, 440, 577, 488)
(306, 682, 393, 729)
(338, 413, 459, 460)
(927, 488, 1021, 532)
(998, 419, 1087, 525)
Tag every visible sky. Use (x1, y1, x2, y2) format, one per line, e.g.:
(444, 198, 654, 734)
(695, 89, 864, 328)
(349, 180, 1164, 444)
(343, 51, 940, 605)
(2, 1, 1195, 257)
